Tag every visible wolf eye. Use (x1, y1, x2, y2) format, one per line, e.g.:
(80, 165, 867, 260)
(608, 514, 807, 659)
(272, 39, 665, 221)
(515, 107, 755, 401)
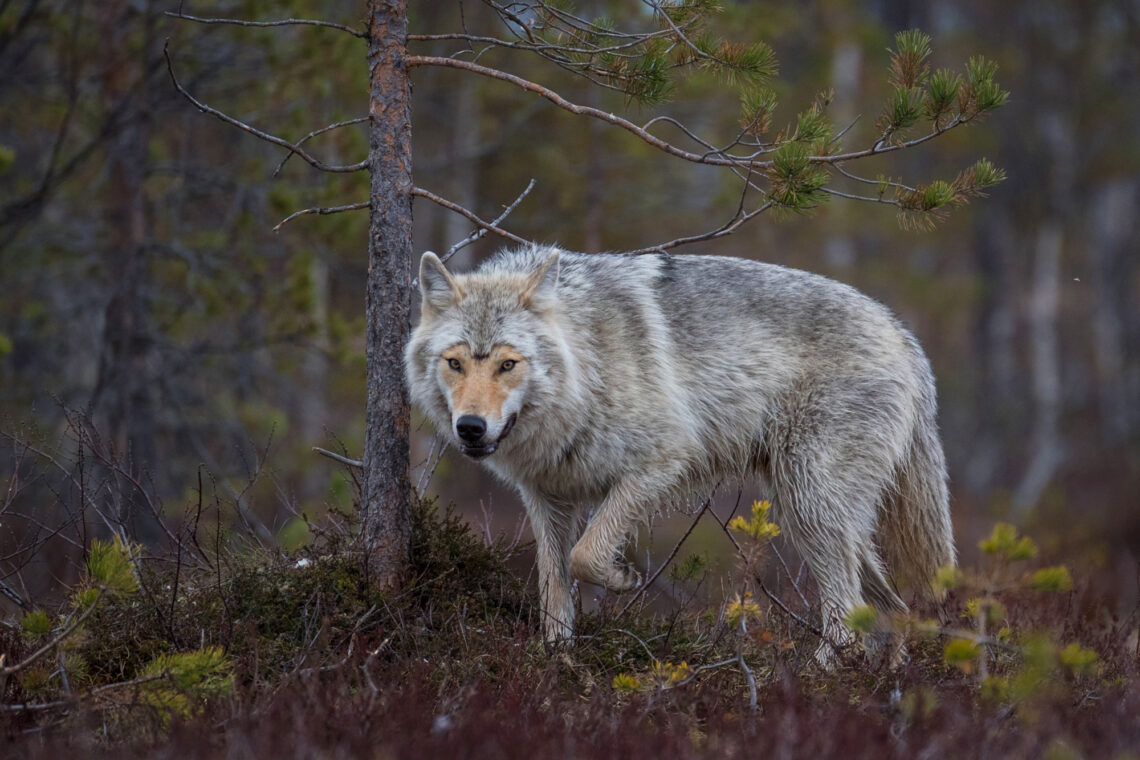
(446, 358, 462, 372)
(499, 359, 517, 372)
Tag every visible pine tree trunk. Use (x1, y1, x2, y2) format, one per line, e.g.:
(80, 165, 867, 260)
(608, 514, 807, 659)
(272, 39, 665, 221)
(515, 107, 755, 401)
(363, 0, 413, 586)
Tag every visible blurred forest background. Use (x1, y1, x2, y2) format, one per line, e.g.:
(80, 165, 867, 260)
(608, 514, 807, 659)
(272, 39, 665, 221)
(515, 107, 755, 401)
(1, 0, 1137, 613)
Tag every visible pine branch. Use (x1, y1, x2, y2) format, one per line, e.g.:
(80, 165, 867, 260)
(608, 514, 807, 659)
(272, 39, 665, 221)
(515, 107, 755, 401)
(1, 590, 103, 679)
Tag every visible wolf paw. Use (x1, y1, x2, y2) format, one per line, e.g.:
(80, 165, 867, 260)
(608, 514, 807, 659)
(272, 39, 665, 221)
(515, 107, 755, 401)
(603, 561, 642, 593)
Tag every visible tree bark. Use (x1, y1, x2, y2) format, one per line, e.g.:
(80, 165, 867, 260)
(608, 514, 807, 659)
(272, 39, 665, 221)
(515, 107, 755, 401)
(363, 0, 414, 586)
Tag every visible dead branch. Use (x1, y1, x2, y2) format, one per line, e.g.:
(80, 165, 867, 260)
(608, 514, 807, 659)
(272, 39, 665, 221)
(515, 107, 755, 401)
(412, 186, 532, 247)
(163, 39, 367, 174)
(312, 446, 363, 469)
(273, 201, 369, 232)
(626, 202, 773, 255)
(0, 672, 167, 714)
(620, 495, 712, 616)
(274, 116, 369, 176)
(164, 11, 365, 38)
(441, 178, 537, 263)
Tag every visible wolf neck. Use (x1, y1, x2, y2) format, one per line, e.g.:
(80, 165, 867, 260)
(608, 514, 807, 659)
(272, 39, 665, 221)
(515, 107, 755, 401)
(485, 308, 598, 489)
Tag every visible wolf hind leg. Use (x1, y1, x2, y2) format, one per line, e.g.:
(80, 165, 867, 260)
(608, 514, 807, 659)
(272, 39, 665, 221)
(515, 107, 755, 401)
(569, 468, 680, 592)
(767, 469, 875, 668)
(858, 550, 909, 667)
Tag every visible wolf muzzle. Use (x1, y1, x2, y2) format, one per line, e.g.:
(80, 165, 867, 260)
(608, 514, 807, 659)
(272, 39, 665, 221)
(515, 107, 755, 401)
(455, 413, 517, 459)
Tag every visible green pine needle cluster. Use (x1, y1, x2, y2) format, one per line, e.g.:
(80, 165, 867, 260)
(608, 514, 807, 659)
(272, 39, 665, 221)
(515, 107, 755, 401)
(87, 535, 141, 596)
(142, 647, 234, 722)
(896, 158, 1007, 229)
(767, 142, 830, 212)
(877, 30, 1009, 141)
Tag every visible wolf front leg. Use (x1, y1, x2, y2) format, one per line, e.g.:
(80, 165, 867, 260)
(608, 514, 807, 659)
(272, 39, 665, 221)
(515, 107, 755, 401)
(520, 489, 578, 643)
(569, 468, 680, 593)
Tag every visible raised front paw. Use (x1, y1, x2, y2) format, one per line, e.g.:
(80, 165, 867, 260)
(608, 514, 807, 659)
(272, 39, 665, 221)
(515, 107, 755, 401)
(602, 560, 642, 593)
(569, 546, 643, 592)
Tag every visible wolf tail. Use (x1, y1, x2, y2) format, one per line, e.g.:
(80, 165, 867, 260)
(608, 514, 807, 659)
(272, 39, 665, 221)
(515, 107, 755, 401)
(882, 399, 957, 595)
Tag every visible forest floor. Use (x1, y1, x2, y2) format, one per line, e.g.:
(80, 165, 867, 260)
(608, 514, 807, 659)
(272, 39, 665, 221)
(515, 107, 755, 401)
(3, 500, 1139, 759)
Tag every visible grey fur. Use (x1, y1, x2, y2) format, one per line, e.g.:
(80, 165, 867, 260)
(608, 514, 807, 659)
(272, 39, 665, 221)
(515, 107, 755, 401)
(405, 246, 956, 665)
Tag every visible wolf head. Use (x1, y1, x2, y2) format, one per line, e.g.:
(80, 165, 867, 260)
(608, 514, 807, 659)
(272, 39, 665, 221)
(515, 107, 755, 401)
(405, 248, 561, 461)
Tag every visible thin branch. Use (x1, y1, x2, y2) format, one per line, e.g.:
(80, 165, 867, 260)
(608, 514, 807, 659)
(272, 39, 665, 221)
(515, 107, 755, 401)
(1, 591, 103, 678)
(312, 446, 363, 469)
(620, 495, 712, 616)
(771, 543, 811, 610)
(273, 201, 369, 232)
(164, 11, 365, 38)
(819, 187, 902, 204)
(415, 438, 449, 499)
(412, 186, 532, 247)
(0, 578, 29, 611)
(441, 178, 537, 263)
(626, 202, 773, 255)
(757, 579, 822, 637)
(0, 673, 167, 713)
(832, 162, 917, 193)
(829, 116, 964, 164)
(410, 54, 974, 171)
(163, 39, 367, 174)
(737, 616, 759, 710)
(668, 657, 739, 689)
(274, 116, 368, 177)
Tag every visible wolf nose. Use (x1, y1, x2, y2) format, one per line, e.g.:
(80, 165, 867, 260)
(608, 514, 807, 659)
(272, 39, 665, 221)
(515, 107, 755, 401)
(455, 415, 487, 443)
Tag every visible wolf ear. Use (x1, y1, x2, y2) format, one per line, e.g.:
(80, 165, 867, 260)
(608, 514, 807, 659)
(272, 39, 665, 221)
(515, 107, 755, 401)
(521, 250, 560, 306)
(419, 251, 464, 315)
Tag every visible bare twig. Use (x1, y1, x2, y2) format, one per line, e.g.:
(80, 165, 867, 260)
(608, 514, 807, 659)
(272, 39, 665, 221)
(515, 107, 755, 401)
(164, 11, 365, 38)
(273, 201, 369, 232)
(0, 672, 165, 714)
(620, 495, 712, 616)
(412, 186, 532, 247)
(757, 580, 822, 637)
(771, 542, 811, 610)
(441, 178, 537, 263)
(415, 437, 448, 499)
(312, 446, 363, 469)
(626, 202, 774, 255)
(737, 615, 759, 710)
(163, 39, 367, 174)
(274, 116, 368, 176)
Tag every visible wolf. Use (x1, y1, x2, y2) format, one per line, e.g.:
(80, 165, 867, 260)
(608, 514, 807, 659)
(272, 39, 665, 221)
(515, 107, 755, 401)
(405, 245, 955, 665)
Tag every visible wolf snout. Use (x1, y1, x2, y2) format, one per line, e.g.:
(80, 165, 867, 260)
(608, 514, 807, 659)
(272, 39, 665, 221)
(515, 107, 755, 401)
(455, 415, 487, 443)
